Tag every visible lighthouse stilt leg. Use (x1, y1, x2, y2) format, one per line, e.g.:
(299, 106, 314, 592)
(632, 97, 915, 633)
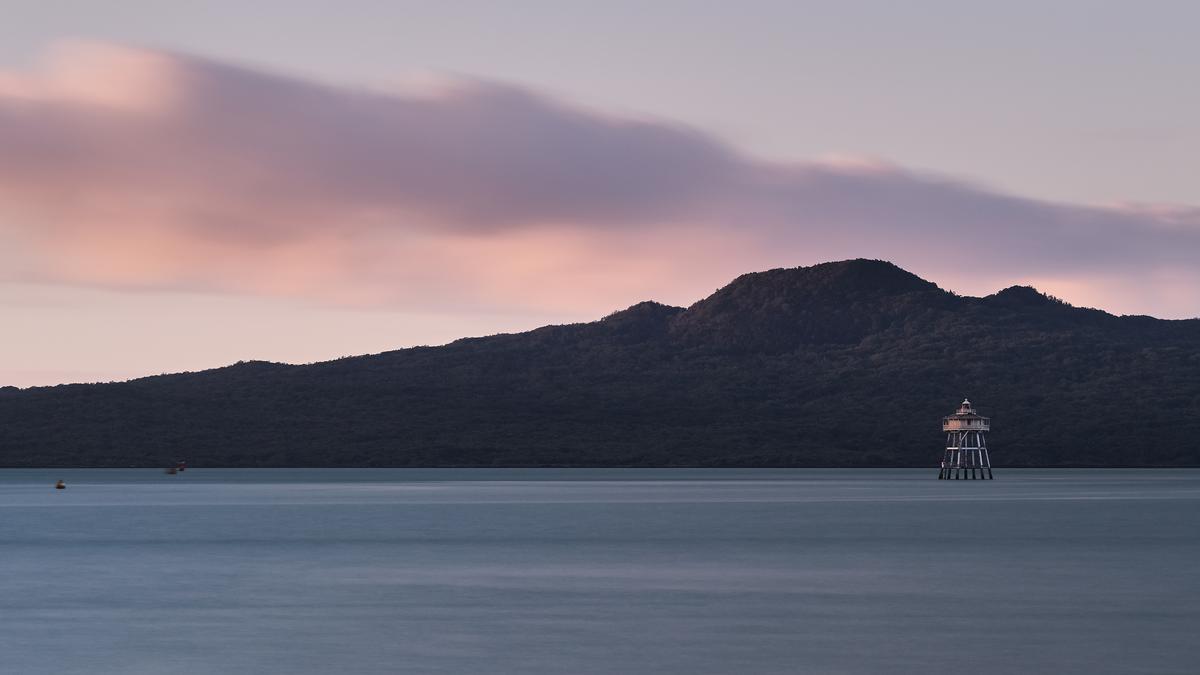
(969, 432, 979, 475)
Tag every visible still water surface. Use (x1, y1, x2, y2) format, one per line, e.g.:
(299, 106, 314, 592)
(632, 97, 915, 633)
(1, 469, 1197, 674)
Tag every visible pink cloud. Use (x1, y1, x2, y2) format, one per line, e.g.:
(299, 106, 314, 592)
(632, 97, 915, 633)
(1, 41, 1199, 317)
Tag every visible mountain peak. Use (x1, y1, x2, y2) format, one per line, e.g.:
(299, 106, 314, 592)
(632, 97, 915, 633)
(984, 285, 1064, 308)
(597, 301, 684, 342)
(714, 259, 938, 300)
(672, 260, 951, 349)
(791, 258, 937, 293)
(602, 301, 683, 323)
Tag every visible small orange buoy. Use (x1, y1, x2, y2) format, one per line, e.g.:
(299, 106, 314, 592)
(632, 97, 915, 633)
(55, 480, 66, 490)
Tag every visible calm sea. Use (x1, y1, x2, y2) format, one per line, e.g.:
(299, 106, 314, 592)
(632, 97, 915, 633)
(1, 469, 1197, 674)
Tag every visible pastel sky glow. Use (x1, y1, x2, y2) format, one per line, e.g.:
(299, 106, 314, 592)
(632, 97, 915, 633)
(2, 2, 1199, 387)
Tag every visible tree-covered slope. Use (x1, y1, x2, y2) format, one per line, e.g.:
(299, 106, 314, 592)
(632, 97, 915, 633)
(2, 259, 1198, 467)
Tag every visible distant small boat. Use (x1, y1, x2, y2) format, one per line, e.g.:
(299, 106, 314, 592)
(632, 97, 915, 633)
(55, 480, 66, 490)
(176, 460, 187, 472)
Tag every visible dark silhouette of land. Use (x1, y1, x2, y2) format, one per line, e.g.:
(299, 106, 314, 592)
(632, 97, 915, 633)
(2, 259, 1198, 467)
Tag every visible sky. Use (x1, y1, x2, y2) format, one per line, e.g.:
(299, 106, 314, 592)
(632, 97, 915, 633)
(2, 1, 1199, 387)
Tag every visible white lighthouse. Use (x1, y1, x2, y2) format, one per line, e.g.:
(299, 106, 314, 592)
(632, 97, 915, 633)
(938, 398, 993, 479)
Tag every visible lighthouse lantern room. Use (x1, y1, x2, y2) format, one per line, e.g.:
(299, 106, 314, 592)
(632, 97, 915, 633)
(938, 398, 993, 480)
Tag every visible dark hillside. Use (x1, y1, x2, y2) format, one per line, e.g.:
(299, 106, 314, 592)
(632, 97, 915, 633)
(2, 259, 1198, 467)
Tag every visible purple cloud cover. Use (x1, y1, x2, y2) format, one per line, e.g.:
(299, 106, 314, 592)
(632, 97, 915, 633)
(1, 42, 1197, 316)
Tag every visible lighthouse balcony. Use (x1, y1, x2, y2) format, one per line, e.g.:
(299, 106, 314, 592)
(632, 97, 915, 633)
(943, 417, 990, 431)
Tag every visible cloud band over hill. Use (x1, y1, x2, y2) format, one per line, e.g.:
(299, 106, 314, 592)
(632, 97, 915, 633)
(1, 42, 1198, 316)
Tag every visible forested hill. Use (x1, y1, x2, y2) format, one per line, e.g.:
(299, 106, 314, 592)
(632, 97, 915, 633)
(3, 259, 1199, 467)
